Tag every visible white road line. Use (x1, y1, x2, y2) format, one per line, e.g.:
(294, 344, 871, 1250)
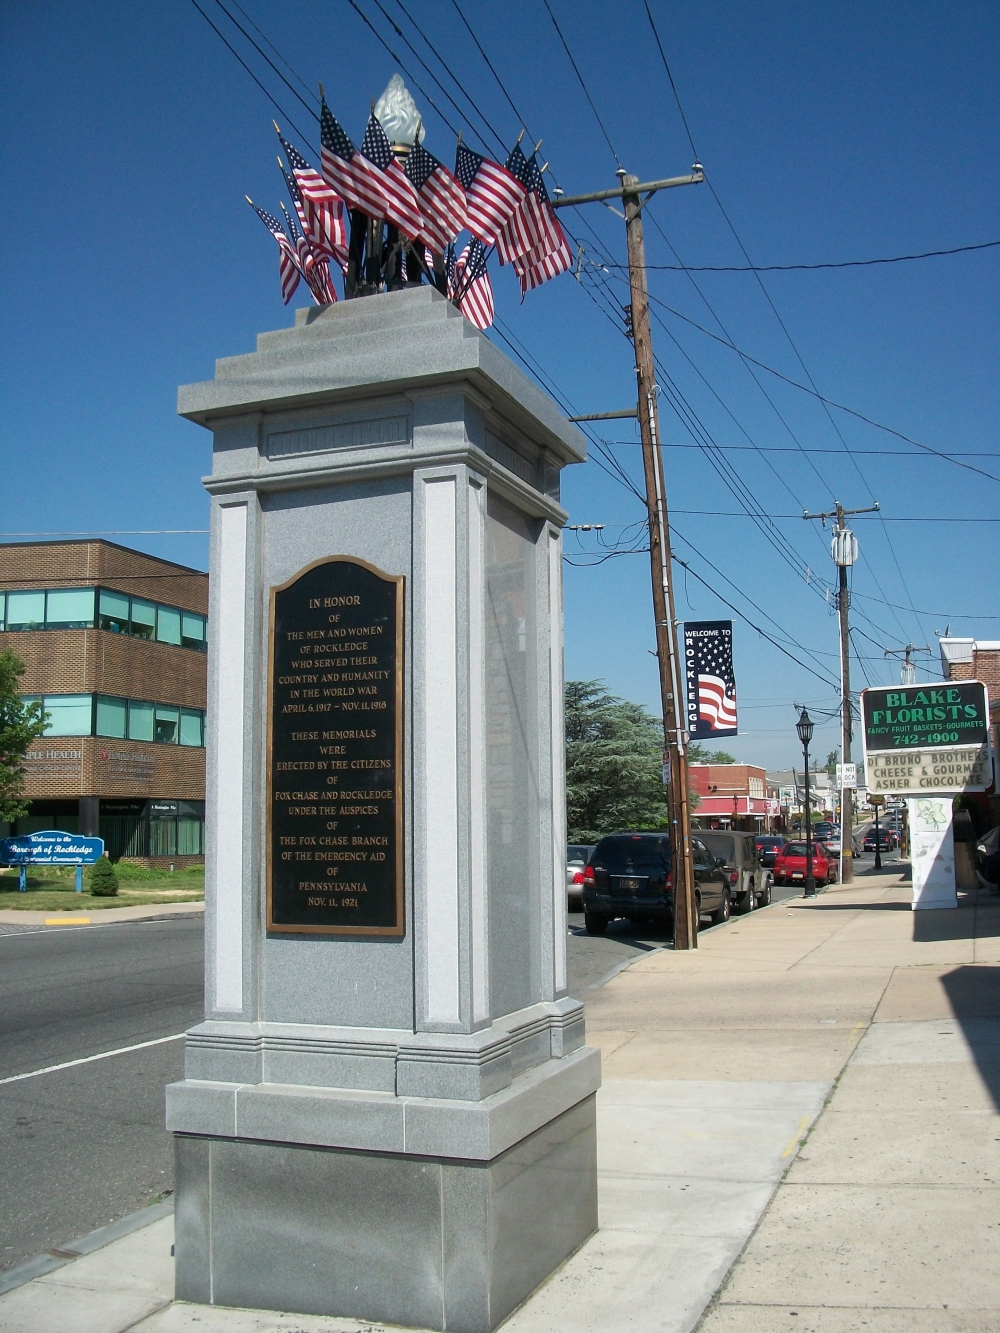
(0, 1033, 186, 1087)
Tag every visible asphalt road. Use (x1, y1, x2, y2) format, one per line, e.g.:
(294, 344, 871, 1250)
(0, 917, 203, 1272)
(0, 851, 902, 1272)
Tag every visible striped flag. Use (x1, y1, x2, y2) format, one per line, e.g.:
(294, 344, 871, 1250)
(248, 199, 300, 304)
(453, 239, 494, 331)
(455, 142, 525, 245)
(498, 148, 571, 291)
(283, 204, 337, 304)
(404, 140, 467, 253)
(359, 113, 424, 237)
(320, 97, 395, 221)
(276, 130, 347, 268)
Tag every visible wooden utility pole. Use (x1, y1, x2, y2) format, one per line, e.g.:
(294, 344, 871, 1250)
(554, 165, 703, 947)
(804, 500, 879, 884)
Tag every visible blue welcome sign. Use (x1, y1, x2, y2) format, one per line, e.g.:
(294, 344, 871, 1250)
(1, 830, 105, 865)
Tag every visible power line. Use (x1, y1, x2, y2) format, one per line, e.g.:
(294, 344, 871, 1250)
(598, 238, 1000, 272)
(540, 0, 621, 168)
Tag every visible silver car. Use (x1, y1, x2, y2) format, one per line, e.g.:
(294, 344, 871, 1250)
(567, 843, 595, 910)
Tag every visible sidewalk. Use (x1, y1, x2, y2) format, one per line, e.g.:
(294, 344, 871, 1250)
(0, 900, 204, 929)
(1, 868, 997, 1332)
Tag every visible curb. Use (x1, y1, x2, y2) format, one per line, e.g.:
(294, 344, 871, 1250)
(0, 1197, 174, 1298)
(0, 903, 204, 929)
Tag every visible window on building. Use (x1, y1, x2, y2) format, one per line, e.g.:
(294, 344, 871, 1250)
(45, 588, 96, 629)
(154, 704, 179, 744)
(95, 695, 127, 739)
(0, 593, 5, 630)
(130, 599, 156, 641)
(179, 707, 203, 747)
(126, 699, 154, 741)
(181, 612, 205, 651)
(156, 606, 182, 646)
(6, 591, 46, 630)
(99, 589, 131, 634)
(41, 694, 93, 736)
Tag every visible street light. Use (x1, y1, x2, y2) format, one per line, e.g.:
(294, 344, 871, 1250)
(796, 707, 816, 898)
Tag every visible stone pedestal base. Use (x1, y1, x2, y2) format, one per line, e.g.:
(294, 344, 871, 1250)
(169, 1048, 599, 1332)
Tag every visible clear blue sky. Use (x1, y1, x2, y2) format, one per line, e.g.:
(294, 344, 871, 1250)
(2, 1, 997, 768)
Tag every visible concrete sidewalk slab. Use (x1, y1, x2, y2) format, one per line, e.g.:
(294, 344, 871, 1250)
(0, 901, 204, 928)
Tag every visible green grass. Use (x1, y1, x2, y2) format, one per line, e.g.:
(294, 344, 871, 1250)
(0, 863, 204, 910)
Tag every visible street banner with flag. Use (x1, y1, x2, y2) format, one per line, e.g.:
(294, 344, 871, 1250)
(453, 239, 494, 330)
(277, 131, 347, 267)
(359, 113, 424, 237)
(684, 620, 738, 738)
(248, 199, 300, 304)
(455, 142, 525, 245)
(404, 140, 467, 253)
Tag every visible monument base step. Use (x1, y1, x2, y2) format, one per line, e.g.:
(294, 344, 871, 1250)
(173, 1090, 597, 1332)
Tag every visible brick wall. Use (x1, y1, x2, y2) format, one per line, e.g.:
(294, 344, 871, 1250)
(21, 736, 205, 800)
(3, 628, 206, 708)
(0, 540, 207, 614)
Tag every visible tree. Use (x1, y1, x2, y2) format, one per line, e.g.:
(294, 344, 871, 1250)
(688, 743, 735, 764)
(0, 650, 46, 823)
(89, 855, 119, 897)
(565, 681, 668, 843)
(826, 749, 839, 776)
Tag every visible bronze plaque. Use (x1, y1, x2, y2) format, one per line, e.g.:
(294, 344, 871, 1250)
(266, 556, 404, 936)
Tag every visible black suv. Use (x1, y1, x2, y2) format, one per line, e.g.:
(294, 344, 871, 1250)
(582, 831, 730, 935)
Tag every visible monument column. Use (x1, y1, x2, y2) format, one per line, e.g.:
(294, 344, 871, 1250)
(167, 289, 598, 1331)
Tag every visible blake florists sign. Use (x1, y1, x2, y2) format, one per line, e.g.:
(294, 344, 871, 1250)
(861, 682, 992, 795)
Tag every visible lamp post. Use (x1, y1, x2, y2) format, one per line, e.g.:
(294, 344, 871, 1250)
(797, 707, 816, 898)
(868, 794, 886, 870)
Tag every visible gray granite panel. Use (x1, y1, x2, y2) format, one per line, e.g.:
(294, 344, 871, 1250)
(205, 1137, 446, 1327)
(487, 1095, 598, 1324)
(165, 1081, 238, 1138)
(441, 1160, 491, 1331)
(233, 1082, 405, 1153)
(173, 1136, 211, 1304)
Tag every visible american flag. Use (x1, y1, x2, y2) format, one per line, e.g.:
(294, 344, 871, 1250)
(276, 131, 347, 268)
(500, 149, 573, 292)
(684, 621, 738, 737)
(359, 113, 424, 237)
(453, 239, 494, 330)
(282, 204, 337, 305)
(320, 97, 394, 221)
(248, 198, 300, 304)
(455, 142, 525, 245)
(404, 140, 467, 254)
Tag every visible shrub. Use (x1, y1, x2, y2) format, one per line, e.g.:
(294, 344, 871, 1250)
(89, 855, 119, 897)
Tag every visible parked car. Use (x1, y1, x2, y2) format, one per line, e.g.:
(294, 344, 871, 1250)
(566, 843, 595, 909)
(582, 832, 730, 935)
(814, 822, 836, 842)
(773, 839, 838, 887)
(863, 829, 897, 852)
(755, 835, 786, 868)
(699, 831, 772, 913)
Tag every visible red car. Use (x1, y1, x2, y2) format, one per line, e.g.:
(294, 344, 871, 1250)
(773, 840, 838, 887)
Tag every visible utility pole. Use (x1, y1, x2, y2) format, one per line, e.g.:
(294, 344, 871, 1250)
(885, 643, 931, 686)
(803, 500, 879, 884)
(553, 165, 703, 947)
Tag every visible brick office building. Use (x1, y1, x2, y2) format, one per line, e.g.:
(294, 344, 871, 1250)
(938, 635, 999, 825)
(0, 540, 207, 864)
(689, 763, 782, 831)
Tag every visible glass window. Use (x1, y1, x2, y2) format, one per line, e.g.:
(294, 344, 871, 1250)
(98, 589, 131, 634)
(155, 606, 182, 646)
(154, 704, 180, 744)
(42, 694, 93, 736)
(45, 588, 96, 629)
(95, 695, 127, 738)
(6, 591, 45, 630)
(149, 818, 177, 857)
(181, 612, 206, 650)
(179, 708, 203, 747)
(127, 699, 154, 741)
(130, 599, 156, 640)
(0, 592, 5, 630)
(177, 818, 203, 855)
